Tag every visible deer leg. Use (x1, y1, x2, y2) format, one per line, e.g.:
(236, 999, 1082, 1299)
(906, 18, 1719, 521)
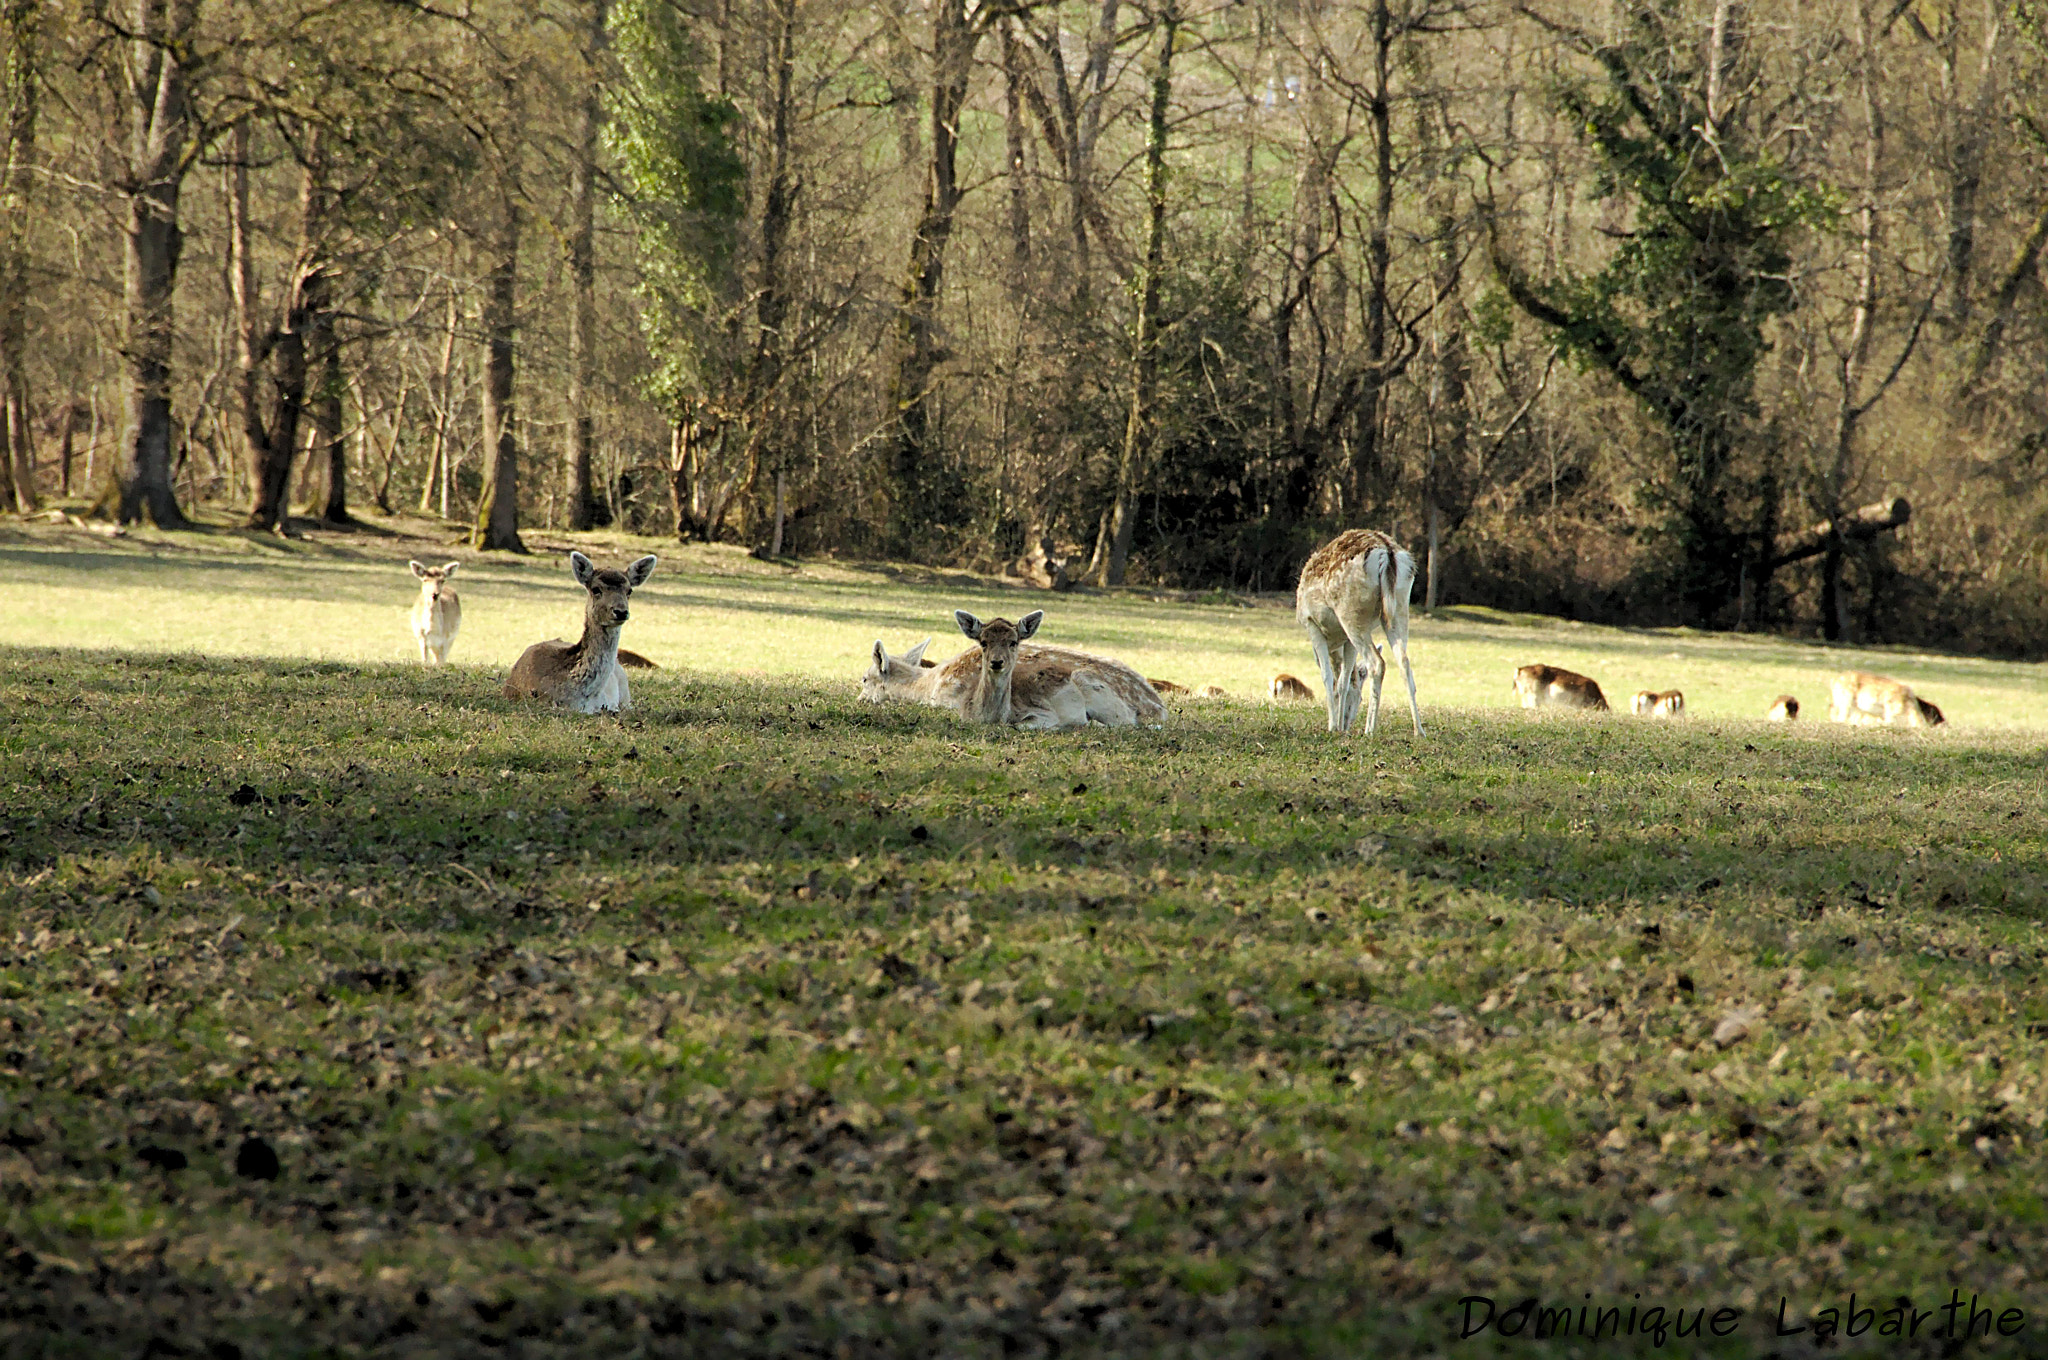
(1393, 636, 1423, 736)
(1306, 624, 1344, 733)
(1359, 634, 1387, 736)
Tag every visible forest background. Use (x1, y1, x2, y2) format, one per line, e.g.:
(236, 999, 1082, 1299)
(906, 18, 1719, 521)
(4, 0, 2046, 656)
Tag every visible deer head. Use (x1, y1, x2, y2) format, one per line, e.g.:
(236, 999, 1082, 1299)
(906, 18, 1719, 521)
(570, 551, 657, 633)
(954, 610, 1042, 723)
(409, 560, 459, 602)
(860, 637, 932, 702)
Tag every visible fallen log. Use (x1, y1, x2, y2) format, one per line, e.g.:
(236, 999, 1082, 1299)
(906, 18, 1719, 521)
(1765, 497, 1909, 570)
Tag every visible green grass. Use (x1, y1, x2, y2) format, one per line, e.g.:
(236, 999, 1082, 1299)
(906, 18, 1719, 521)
(0, 516, 2045, 1357)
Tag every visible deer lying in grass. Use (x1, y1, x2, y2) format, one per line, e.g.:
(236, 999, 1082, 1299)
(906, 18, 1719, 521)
(504, 552, 657, 713)
(859, 612, 1166, 729)
(1294, 529, 1424, 736)
(1270, 674, 1315, 702)
(408, 561, 461, 665)
(1829, 671, 1945, 728)
(1149, 678, 1190, 695)
(1515, 664, 1609, 711)
(1766, 695, 1800, 722)
(1630, 688, 1685, 718)
(1194, 684, 1228, 699)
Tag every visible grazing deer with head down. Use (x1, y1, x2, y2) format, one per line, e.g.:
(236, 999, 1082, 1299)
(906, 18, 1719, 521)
(1515, 664, 1609, 711)
(504, 552, 657, 713)
(860, 612, 1165, 729)
(1766, 695, 1800, 722)
(1293, 529, 1424, 737)
(1630, 689, 1685, 718)
(1830, 671, 1944, 728)
(409, 561, 462, 664)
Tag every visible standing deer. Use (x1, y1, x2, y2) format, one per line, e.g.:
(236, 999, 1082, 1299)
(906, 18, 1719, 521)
(504, 552, 657, 713)
(859, 612, 1165, 729)
(1829, 671, 1944, 728)
(1514, 664, 1609, 711)
(1294, 529, 1424, 736)
(408, 560, 462, 665)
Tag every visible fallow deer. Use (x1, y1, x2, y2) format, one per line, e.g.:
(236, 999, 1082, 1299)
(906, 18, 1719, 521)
(1270, 674, 1316, 702)
(1514, 664, 1609, 711)
(503, 552, 657, 714)
(1630, 689, 1685, 718)
(1194, 684, 1228, 699)
(1829, 671, 1945, 728)
(1149, 678, 1190, 696)
(408, 560, 462, 665)
(1293, 529, 1424, 736)
(1766, 695, 1800, 722)
(859, 613, 1166, 729)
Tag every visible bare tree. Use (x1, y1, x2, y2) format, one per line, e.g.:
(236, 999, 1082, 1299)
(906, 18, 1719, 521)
(1099, 2, 1178, 586)
(0, 0, 38, 513)
(97, 0, 202, 527)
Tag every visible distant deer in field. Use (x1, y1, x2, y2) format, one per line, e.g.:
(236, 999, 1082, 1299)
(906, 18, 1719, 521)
(1294, 529, 1424, 736)
(1630, 689, 1685, 718)
(504, 552, 657, 713)
(1766, 695, 1800, 722)
(1830, 671, 1944, 728)
(1515, 664, 1609, 711)
(860, 612, 1166, 729)
(408, 561, 462, 665)
(1270, 674, 1316, 702)
(1194, 684, 1228, 699)
(1149, 678, 1190, 696)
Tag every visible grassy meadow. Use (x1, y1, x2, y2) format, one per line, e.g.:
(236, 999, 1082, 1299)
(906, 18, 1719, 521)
(1, 514, 2046, 1357)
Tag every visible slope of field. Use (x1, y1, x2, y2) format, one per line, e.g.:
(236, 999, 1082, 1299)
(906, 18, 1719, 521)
(0, 516, 2045, 1357)
(2, 512, 2041, 729)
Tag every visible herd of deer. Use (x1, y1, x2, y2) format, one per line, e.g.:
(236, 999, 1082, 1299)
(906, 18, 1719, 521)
(406, 529, 1949, 732)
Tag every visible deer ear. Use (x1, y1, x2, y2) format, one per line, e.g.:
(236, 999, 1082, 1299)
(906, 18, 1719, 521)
(409, 560, 429, 578)
(1016, 610, 1043, 641)
(569, 551, 597, 586)
(872, 641, 887, 672)
(627, 554, 658, 586)
(902, 638, 930, 666)
(440, 561, 459, 578)
(954, 610, 983, 640)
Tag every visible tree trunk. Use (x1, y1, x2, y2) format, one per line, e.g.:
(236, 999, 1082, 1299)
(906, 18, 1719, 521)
(102, 0, 199, 527)
(1425, 503, 1442, 610)
(423, 287, 457, 515)
(998, 19, 1031, 266)
(235, 123, 326, 535)
(564, 0, 607, 531)
(0, 0, 37, 514)
(315, 331, 348, 523)
(883, 0, 979, 553)
(1823, 0, 1884, 640)
(1346, 0, 1395, 512)
(472, 198, 525, 551)
(1958, 197, 2048, 395)
(1101, 6, 1177, 587)
(741, 0, 796, 546)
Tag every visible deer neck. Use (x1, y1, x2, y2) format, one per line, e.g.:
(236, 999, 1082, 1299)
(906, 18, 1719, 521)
(968, 660, 1013, 724)
(578, 614, 623, 673)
